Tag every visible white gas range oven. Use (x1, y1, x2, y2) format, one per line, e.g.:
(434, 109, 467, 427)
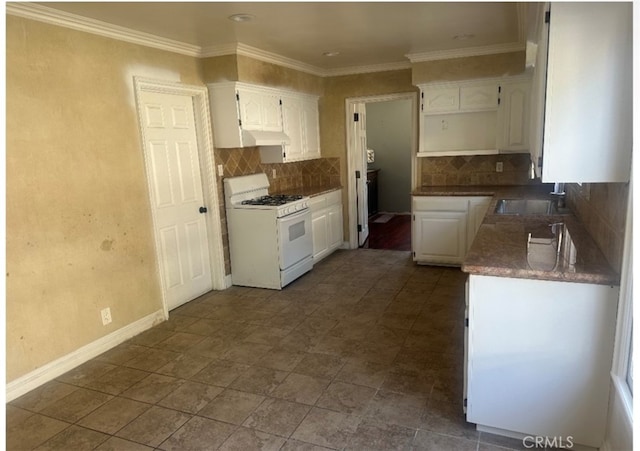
(223, 173, 313, 289)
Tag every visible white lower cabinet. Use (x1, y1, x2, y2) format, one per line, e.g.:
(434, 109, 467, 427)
(310, 190, 343, 262)
(412, 196, 491, 265)
(465, 275, 618, 448)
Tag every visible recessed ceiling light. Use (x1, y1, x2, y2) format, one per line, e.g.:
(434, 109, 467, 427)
(322, 51, 340, 57)
(453, 34, 475, 41)
(228, 13, 255, 23)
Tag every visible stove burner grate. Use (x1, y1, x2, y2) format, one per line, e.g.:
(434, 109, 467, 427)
(241, 194, 304, 206)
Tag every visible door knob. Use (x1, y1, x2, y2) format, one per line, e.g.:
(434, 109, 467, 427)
(199, 206, 208, 214)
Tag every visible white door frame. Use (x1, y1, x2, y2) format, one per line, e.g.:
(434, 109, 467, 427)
(345, 92, 419, 249)
(133, 77, 227, 318)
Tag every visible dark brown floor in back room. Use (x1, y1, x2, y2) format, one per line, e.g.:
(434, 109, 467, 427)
(7, 249, 526, 450)
(364, 213, 412, 251)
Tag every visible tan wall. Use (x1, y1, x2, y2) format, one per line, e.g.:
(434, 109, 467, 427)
(202, 55, 324, 95)
(412, 51, 526, 84)
(6, 16, 206, 382)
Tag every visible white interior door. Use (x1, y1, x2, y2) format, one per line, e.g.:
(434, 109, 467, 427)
(138, 91, 213, 310)
(353, 103, 369, 246)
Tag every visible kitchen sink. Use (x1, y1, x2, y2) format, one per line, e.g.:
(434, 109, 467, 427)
(494, 199, 559, 215)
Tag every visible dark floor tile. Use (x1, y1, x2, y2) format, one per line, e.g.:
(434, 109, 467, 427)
(478, 431, 529, 450)
(11, 381, 78, 412)
(219, 427, 287, 451)
(155, 353, 213, 379)
(222, 342, 273, 365)
(421, 400, 479, 441)
(159, 416, 236, 451)
(243, 398, 310, 437)
(335, 359, 391, 389)
(365, 390, 428, 429)
(129, 327, 176, 347)
(412, 429, 478, 451)
(6, 405, 34, 429)
(82, 366, 151, 395)
(6, 413, 70, 450)
(122, 348, 181, 372)
(345, 418, 416, 451)
(94, 436, 155, 450)
(95, 343, 148, 365)
(293, 352, 345, 379)
(56, 361, 117, 388)
(280, 440, 334, 451)
(228, 366, 287, 396)
(120, 373, 184, 404)
(190, 359, 250, 387)
(243, 326, 291, 345)
(186, 335, 236, 359)
(291, 407, 361, 449)
(255, 347, 306, 371)
(271, 372, 330, 405)
(78, 397, 150, 435)
(40, 387, 112, 422)
(34, 424, 110, 450)
(315, 381, 376, 414)
(155, 331, 207, 353)
(116, 405, 192, 447)
(199, 389, 265, 424)
(158, 381, 224, 414)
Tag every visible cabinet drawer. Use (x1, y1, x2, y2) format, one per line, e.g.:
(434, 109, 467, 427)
(309, 195, 327, 212)
(412, 196, 469, 212)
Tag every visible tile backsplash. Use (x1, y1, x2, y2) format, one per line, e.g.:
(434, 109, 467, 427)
(419, 153, 534, 186)
(566, 182, 629, 274)
(214, 147, 341, 274)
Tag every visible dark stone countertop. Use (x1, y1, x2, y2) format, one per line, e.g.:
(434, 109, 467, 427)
(413, 184, 619, 286)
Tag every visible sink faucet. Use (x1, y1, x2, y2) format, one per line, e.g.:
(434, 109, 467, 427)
(550, 183, 566, 208)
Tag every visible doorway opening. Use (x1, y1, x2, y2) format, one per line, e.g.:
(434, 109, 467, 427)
(345, 93, 418, 252)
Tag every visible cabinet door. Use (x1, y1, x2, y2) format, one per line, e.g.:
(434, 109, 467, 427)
(498, 81, 531, 152)
(327, 203, 343, 251)
(413, 211, 467, 264)
(261, 93, 283, 131)
(460, 83, 498, 112)
(422, 87, 459, 113)
(467, 197, 491, 250)
(311, 211, 329, 260)
(542, 2, 632, 183)
(237, 89, 265, 130)
(281, 96, 304, 162)
(302, 97, 321, 159)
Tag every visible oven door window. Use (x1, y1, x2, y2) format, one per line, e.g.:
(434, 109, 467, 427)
(278, 210, 313, 269)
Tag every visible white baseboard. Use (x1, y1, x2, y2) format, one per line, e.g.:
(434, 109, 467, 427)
(6, 309, 167, 402)
(224, 274, 233, 288)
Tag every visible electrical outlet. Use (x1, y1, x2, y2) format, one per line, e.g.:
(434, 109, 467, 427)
(496, 162, 503, 173)
(272, 169, 277, 178)
(101, 307, 112, 326)
(217, 164, 224, 177)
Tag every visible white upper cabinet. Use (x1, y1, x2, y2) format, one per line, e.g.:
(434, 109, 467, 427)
(418, 77, 530, 156)
(460, 83, 499, 112)
(498, 80, 531, 152)
(208, 82, 322, 162)
(262, 92, 321, 163)
(236, 87, 283, 132)
(423, 87, 460, 113)
(530, 2, 632, 183)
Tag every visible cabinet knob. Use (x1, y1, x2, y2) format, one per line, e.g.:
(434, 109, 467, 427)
(199, 206, 208, 214)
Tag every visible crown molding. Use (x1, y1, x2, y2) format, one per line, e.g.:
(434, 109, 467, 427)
(200, 42, 325, 76)
(406, 42, 526, 63)
(6, 2, 201, 57)
(323, 61, 412, 77)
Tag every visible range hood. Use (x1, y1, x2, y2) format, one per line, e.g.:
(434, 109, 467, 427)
(241, 129, 290, 147)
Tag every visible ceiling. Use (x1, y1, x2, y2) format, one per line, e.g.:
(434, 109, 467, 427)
(22, 2, 527, 75)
